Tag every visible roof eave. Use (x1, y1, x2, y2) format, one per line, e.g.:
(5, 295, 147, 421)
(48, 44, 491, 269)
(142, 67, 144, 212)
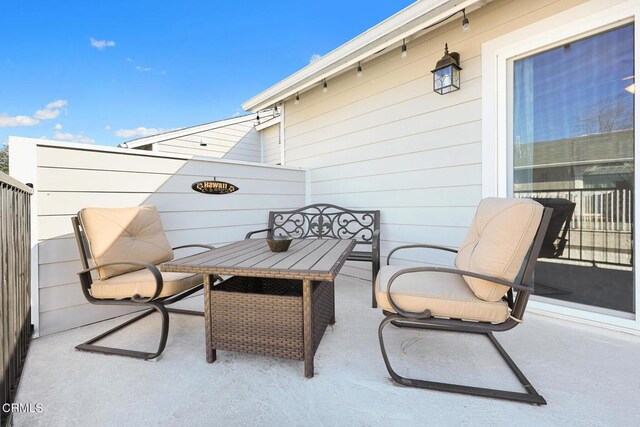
(242, 0, 481, 112)
(122, 114, 256, 148)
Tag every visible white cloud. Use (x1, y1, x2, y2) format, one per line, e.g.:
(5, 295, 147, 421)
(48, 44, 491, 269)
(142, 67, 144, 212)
(104, 125, 111, 131)
(115, 127, 165, 138)
(54, 131, 95, 144)
(126, 58, 133, 63)
(0, 114, 39, 127)
(34, 110, 58, 120)
(34, 99, 68, 120)
(46, 100, 67, 109)
(309, 53, 322, 64)
(54, 123, 63, 130)
(135, 65, 151, 72)
(90, 38, 116, 50)
(0, 99, 68, 127)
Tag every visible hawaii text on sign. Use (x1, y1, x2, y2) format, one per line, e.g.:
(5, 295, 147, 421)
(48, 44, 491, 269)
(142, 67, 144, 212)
(192, 180, 239, 194)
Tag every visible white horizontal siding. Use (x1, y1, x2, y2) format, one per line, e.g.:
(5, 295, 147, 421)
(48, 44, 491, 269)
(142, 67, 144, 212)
(24, 140, 304, 336)
(260, 124, 281, 165)
(284, 0, 584, 270)
(155, 120, 261, 162)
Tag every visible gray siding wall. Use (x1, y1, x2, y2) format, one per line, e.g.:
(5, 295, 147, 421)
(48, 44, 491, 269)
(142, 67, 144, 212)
(155, 120, 261, 162)
(261, 124, 281, 165)
(11, 138, 304, 336)
(282, 0, 583, 278)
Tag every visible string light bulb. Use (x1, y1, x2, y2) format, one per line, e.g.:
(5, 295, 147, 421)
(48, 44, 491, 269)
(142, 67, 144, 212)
(462, 9, 470, 32)
(357, 61, 363, 78)
(323, 79, 328, 93)
(295, 92, 300, 105)
(401, 39, 407, 59)
(274, 104, 278, 114)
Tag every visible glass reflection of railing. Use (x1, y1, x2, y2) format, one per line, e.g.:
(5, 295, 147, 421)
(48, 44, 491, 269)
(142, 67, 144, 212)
(515, 188, 633, 267)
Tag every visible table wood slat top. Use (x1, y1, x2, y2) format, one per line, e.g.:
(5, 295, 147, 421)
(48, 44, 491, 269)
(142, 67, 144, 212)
(161, 238, 356, 281)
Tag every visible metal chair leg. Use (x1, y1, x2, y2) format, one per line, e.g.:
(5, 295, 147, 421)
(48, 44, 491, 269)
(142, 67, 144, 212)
(166, 307, 204, 316)
(378, 314, 547, 405)
(76, 302, 171, 360)
(75, 282, 209, 360)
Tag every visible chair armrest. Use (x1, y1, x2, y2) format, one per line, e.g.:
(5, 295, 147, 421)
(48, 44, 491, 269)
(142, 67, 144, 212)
(387, 244, 457, 265)
(245, 228, 272, 239)
(384, 266, 531, 320)
(78, 262, 163, 303)
(172, 244, 216, 251)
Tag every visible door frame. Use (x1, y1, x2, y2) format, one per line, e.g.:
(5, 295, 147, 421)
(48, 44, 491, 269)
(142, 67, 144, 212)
(482, 0, 640, 333)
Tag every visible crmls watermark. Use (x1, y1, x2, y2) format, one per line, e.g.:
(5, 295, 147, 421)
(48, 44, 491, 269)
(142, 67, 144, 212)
(2, 403, 43, 414)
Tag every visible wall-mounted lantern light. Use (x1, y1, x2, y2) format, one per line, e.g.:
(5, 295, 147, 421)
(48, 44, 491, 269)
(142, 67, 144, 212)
(431, 44, 461, 95)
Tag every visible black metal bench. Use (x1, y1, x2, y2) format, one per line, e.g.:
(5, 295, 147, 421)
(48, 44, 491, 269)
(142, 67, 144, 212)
(245, 203, 381, 307)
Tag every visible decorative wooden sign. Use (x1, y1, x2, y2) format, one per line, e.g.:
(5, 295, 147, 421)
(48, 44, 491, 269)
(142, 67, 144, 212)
(192, 180, 239, 194)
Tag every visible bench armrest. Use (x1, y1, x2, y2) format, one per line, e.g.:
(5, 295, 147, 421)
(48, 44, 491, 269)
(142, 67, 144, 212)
(372, 229, 381, 264)
(78, 261, 163, 303)
(387, 244, 457, 265)
(245, 228, 272, 239)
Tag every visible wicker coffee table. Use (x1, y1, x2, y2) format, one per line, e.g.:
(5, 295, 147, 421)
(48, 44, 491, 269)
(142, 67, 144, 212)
(161, 238, 356, 378)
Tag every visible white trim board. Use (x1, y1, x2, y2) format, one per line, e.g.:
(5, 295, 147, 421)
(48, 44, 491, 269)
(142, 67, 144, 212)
(9, 137, 305, 172)
(256, 115, 281, 131)
(121, 114, 257, 148)
(481, 0, 640, 333)
(279, 102, 286, 166)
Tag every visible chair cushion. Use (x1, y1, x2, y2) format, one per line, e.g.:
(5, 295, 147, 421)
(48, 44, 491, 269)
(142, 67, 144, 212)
(90, 268, 202, 299)
(454, 198, 543, 302)
(376, 265, 510, 323)
(79, 205, 174, 280)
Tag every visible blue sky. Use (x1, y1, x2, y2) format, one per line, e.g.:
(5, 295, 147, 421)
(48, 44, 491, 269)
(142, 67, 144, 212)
(0, 1, 414, 147)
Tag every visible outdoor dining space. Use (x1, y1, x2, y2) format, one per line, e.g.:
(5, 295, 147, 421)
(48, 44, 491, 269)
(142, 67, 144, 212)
(3, 1, 640, 424)
(3, 147, 640, 424)
(4, 196, 638, 425)
(12, 268, 640, 425)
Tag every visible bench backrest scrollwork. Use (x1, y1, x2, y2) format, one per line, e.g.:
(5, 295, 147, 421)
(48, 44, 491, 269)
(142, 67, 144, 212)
(267, 204, 380, 246)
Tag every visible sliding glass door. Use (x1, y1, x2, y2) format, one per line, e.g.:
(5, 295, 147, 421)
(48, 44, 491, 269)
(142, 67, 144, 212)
(511, 24, 635, 316)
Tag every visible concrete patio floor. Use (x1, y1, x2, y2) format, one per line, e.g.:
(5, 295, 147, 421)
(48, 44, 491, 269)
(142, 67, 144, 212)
(14, 272, 640, 426)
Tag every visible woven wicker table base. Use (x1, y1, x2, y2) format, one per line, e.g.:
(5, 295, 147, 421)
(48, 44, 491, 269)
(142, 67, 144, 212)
(208, 276, 334, 376)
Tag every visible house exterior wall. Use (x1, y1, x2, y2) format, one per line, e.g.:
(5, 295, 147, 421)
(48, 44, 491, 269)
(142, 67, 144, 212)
(9, 137, 305, 336)
(261, 123, 281, 164)
(281, 0, 585, 277)
(153, 119, 261, 162)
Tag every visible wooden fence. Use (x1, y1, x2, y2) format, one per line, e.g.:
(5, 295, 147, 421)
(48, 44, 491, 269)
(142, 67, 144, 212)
(0, 172, 32, 426)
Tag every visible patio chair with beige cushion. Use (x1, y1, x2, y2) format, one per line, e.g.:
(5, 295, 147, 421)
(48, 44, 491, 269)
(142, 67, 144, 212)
(377, 197, 552, 404)
(71, 205, 219, 360)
